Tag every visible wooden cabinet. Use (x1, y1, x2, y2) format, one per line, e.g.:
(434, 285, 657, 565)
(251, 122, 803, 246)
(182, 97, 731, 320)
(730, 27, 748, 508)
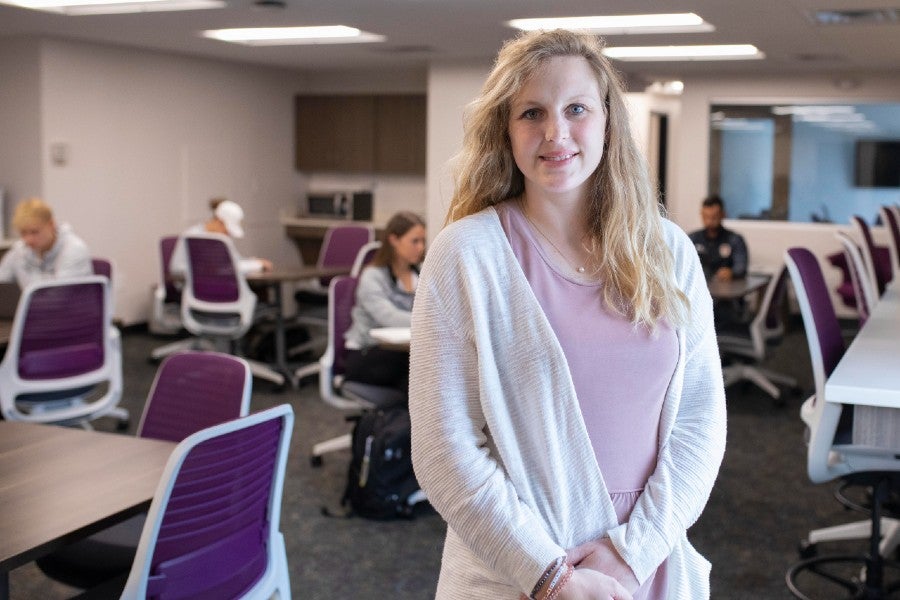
(295, 94, 425, 174)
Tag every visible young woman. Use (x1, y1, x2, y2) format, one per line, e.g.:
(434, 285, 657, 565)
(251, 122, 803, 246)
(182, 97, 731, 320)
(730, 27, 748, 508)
(409, 30, 726, 600)
(343, 210, 426, 395)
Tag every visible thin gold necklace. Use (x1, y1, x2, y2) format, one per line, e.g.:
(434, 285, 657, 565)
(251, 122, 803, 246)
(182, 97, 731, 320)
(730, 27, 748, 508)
(520, 201, 587, 274)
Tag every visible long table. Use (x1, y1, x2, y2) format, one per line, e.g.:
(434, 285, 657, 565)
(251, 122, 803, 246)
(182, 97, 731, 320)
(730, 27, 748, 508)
(0, 422, 175, 599)
(825, 282, 900, 447)
(826, 283, 900, 408)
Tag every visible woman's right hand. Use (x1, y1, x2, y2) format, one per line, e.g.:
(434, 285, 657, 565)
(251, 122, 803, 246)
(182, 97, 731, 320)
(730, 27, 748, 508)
(557, 568, 633, 600)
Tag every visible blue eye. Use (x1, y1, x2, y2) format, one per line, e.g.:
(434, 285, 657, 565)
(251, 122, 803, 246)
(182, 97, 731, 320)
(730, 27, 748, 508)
(521, 108, 540, 120)
(569, 104, 586, 115)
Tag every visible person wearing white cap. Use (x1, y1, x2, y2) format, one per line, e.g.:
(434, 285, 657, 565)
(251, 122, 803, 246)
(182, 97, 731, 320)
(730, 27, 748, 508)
(168, 197, 273, 277)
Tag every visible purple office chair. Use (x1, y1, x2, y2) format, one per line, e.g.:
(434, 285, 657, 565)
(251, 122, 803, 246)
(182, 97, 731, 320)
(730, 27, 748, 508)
(880, 205, 900, 277)
(149, 236, 185, 337)
(91, 257, 112, 280)
(120, 404, 293, 600)
(306, 275, 406, 465)
(35, 351, 253, 589)
(784, 247, 900, 599)
(851, 215, 893, 296)
(176, 233, 284, 386)
(295, 225, 374, 311)
(835, 231, 878, 327)
(0, 276, 128, 428)
(317, 224, 374, 284)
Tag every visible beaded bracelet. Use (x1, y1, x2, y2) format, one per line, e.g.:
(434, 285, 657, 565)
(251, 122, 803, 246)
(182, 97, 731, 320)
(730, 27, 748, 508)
(530, 556, 565, 600)
(544, 563, 574, 600)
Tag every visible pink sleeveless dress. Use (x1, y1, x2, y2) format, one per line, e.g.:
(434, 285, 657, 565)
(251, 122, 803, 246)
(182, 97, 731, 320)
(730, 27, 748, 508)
(499, 202, 677, 599)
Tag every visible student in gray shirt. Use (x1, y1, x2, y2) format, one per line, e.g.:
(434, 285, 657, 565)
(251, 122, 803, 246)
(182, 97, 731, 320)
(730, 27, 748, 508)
(343, 211, 426, 397)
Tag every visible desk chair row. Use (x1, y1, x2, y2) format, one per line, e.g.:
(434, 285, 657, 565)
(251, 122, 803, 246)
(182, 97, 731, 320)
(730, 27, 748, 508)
(784, 247, 900, 599)
(35, 351, 294, 600)
(148, 225, 376, 388)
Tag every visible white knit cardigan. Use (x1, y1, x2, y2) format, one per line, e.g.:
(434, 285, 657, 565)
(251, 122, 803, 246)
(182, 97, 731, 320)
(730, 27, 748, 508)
(409, 207, 727, 599)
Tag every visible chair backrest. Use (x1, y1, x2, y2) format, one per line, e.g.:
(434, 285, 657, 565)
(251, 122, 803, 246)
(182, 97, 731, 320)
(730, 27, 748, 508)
(317, 275, 358, 403)
(181, 233, 256, 340)
(121, 405, 293, 600)
(0, 276, 123, 424)
(835, 231, 877, 326)
(137, 351, 252, 442)
(159, 236, 181, 304)
(851, 215, 891, 296)
(746, 265, 789, 354)
(350, 240, 381, 277)
(317, 225, 373, 287)
(880, 205, 900, 276)
(91, 257, 112, 281)
(785, 248, 851, 483)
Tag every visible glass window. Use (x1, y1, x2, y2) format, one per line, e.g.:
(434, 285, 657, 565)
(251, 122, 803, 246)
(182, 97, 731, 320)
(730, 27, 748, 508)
(709, 102, 900, 224)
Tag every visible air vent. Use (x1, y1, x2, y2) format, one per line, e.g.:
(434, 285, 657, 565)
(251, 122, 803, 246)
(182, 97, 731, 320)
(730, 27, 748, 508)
(811, 7, 898, 25)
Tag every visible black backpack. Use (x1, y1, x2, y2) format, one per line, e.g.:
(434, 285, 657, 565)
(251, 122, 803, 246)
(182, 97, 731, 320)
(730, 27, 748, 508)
(341, 405, 422, 520)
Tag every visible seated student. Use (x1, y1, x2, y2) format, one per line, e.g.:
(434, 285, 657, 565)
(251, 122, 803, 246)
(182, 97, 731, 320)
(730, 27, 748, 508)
(689, 195, 750, 326)
(343, 211, 426, 395)
(0, 197, 92, 288)
(688, 195, 748, 282)
(169, 198, 273, 276)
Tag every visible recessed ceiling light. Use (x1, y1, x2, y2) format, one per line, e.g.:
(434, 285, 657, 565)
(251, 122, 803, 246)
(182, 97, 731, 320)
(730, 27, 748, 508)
(202, 26, 386, 46)
(603, 44, 764, 61)
(0, 0, 223, 14)
(507, 13, 715, 35)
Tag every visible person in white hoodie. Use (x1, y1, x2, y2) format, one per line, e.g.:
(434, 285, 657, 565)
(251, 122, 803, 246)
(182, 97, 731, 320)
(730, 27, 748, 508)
(409, 30, 726, 600)
(0, 197, 92, 288)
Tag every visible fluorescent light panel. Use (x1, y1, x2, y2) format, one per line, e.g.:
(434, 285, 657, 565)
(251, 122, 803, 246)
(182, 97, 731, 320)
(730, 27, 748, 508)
(0, 0, 222, 13)
(507, 13, 715, 34)
(603, 44, 764, 61)
(202, 26, 386, 45)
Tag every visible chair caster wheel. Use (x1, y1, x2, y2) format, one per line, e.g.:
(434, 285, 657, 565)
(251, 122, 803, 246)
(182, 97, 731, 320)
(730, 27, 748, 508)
(310, 455, 323, 467)
(798, 540, 817, 559)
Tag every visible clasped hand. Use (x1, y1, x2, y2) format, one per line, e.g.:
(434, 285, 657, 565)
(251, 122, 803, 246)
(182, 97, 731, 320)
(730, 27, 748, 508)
(559, 537, 638, 600)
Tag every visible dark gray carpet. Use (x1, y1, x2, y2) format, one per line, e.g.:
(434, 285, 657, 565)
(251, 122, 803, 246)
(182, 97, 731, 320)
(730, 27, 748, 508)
(7, 321, 884, 599)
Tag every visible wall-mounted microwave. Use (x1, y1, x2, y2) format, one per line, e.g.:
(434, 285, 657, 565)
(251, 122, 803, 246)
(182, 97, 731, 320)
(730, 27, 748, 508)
(303, 190, 373, 222)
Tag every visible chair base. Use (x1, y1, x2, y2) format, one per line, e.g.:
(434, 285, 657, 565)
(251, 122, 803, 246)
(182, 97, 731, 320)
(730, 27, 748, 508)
(722, 362, 799, 401)
(786, 555, 900, 599)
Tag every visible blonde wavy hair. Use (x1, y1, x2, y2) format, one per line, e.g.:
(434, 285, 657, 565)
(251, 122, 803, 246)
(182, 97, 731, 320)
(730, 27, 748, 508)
(447, 29, 688, 329)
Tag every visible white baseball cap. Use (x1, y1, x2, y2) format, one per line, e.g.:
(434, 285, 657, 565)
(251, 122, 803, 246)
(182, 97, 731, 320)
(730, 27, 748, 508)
(215, 200, 245, 238)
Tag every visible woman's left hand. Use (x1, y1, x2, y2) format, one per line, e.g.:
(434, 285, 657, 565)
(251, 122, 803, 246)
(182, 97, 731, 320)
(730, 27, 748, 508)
(567, 538, 639, 594)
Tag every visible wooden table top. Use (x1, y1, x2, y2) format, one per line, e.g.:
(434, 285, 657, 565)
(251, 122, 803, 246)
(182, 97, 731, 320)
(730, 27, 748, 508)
(244, 265, 350, 284)
(0, 422, 175, 573)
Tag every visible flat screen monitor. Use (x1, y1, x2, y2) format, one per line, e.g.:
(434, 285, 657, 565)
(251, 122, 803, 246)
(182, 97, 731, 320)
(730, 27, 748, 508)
(854, 140, 900, 188)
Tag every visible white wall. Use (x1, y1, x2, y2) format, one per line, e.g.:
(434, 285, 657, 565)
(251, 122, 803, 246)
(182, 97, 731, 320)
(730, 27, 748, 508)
(0, 37, 43, 232)
(35, 38, 309, 324)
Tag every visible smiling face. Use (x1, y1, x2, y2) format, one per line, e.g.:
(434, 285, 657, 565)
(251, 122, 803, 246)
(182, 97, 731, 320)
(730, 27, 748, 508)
(507, 55, 607, 203)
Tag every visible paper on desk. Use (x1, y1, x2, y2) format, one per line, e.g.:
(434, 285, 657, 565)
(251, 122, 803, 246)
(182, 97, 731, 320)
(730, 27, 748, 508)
(370, 327, 411, 345)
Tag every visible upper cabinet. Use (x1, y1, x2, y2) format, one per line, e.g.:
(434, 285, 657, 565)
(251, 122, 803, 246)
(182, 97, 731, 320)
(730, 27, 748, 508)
(295, 94, 426, 174)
